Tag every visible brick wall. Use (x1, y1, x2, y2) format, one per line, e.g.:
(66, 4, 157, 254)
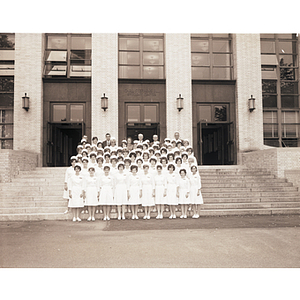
(234, 34, 264, 154)
(91, 33, 118, 144)
(13, 33, 43, 166)
(165, 33, 193, 145)
(241, 148, 300, 179)
(0, 149, 38, 182)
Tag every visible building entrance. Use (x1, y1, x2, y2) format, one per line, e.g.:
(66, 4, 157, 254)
(47, 123, 84, 167)
(126, 123, 160, 142)
(197, 122, 234, 165)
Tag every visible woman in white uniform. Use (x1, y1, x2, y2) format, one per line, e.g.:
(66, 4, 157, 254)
(153, 164, 167, 219)
(165, 163, 179, 219)
(63, 156, 77, 214)
(99, 165, 114, 221)
(140, 163, 155, 219)
(83, 166, 100, 221)
(177, 169, 191, 219)
(189, 164, 203, 218)
(113, 162, 128, 220)
(68, 163, 85, 222)
(126, 164, 142, 219)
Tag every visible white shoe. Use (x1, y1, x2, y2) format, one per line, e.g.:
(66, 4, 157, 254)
(122, 216, 126, 220)
(143, 216, 147, 220)
(118, 216, 121, 220)
(87, 217, 92, 221)
(180, 215, 184, 219)
(184, 215, 187, 219)
(147, 215, 150, 219)
(100, 210, 103, 213)
(77, 217, 81, 222)
(169, 215, 173, 219)
(81, 210, 85, 214)
(92, 217, 95, 221)
(103, 216, 107, 221)
(136, 215, 139, 220)
(173, 215, 176, 219)
(156, 215, 160, 219)
(160, 215, 163, 219)
(107, 217, 110, 221)
(96, 210, 99, 214)
(64, 210, 69, 214)
(72, 217, 76, 222)
(132, 216, 135, 220)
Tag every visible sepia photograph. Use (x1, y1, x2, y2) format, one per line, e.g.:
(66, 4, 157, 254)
(1, 1, 300, 299)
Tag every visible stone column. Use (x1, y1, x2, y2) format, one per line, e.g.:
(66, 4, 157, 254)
(91, 33, 118, 144)
(234, 34, 264, 154)
(13, 33, 44, 166)
(165, 33, 193, 145)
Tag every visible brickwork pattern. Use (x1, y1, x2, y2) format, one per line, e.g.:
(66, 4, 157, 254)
(165, 33, 193, 145)
(0, 150, 38, 182)
(241, 148, 300, 178)
(91, 33, 118, 143)
(13, 33, 43, 165)
(234, 34, 264, 153)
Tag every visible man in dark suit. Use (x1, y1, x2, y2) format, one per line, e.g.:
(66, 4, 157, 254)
(102, 133, 111, 147)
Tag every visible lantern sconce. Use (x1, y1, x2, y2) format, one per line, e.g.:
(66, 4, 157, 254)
(249, 95, 256, 112)
(22, 93, 30, 111)
(101, 93, 108, 111)
(177, 94, 184, 112)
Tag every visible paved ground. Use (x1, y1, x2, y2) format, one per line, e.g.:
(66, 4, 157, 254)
(1, 215, 300, 268)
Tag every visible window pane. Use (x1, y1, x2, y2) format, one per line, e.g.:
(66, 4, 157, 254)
(0, 124, 13, 138)
(143, 39, 163, 51)
(212, 34, 230, 38)
(70, 65, 91, 77)
(119, 38, 139, 50)
(264, 139, 280, 147)
(47, 36, 67, 49)
(144, 106, 157, 122)
(70, 105, 84, 122)
(71, 36, 91, 49)
(263, 111, 277, 123)
(0, 34, 15, 49)
(260, 41, 275, 53)
(0, 64, 14, 76)
(263, 95, 277, 107)
(44, 64, 67, 76)
(282, 125, 297, 137)
(281, 96, 299, 108)
(191, 40, 209, 52)
(279, 55, 297, 67)
(262, 66, 277, 79)
(281, 82, 298, 94)
(0, 94, 14, 106)
(0, 50, 15, 60)
(262, 80, 277, 93)
(282, 139, 299, 147)
(198, 105, 212, 122)
(0, 77, 14, 92)
(212, 67, 231, 79)
(45, 50, 67, 62)
(119, 52, 140, 65)
(277, 34, 294, 39)
(128, 106, 140, 122)
(192, 67, 210, 79)
(143, 52, 163, 65)
(1, 139, 13, 149)
(282, 111, 297, 123)
(214, 105, 227, 121)
(280, 68, 295, 80)
(263, 124, 278, 137)
(191, 53, 210, 66)
(53, 105, 67, 122)
(143, 66, 164, 79)
(213, 40, 230, 52)
(0, 110, 13, 123)
(260, 34, 275, 39)
(213, 54, 231, 66)
(278, 41, 297, 54)
(70, 50, 91, 61)
(119, 66, 140, 78)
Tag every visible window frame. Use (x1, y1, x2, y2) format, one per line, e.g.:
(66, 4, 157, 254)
(126, 103, 159, 124)
(51, 102, 86, 123)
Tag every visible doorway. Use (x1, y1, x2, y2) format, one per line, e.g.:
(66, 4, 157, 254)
(127, 123, 160, 142)
(198, 122, 234, 165)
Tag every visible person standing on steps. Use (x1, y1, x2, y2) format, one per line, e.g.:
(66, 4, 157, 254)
(102, 133, 111, 148)
(63, 156, 77, 214)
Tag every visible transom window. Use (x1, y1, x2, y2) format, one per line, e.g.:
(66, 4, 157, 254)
(0, 33, 15, 76)
(191, 34, 233, 80)
(119, 33, 164, 79)
(198, 104, 229, 123)
(261, 33, 299, 147)
(51, 103, 85, 123)
(44, 34, 91, 78)
(126, 103, 158, 123)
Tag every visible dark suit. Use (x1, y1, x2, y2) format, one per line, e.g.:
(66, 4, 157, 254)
(102, 140, 111, 147)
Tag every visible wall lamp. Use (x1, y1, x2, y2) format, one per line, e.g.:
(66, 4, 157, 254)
(101, 93, 108, 111)
(22, 93, 30, 111)
(249, 95, 256, 112)
(177, 94, 184, 111)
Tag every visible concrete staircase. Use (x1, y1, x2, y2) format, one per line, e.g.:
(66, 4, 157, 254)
(0, 166, 300, 221)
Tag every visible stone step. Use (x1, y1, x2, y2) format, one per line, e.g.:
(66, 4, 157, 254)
(202, 202, 300, 210)
(201, 182, 293, 188)
(1, 207, 300, 222)
(202, 192, 300, 198)
(0, 207, 66, 214)
(0, 200, 67, 208)
(201, 187, 298, 192)
(204, 197, 300, 203)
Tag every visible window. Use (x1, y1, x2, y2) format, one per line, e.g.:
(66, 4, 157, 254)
(191, 34, 233, 80)
(119, 34, 164, 79)
(0, 33, 15, 76)
(126, 103, 158, 123)
(261, 34, 299, 147)
(44, 34, 91, 78)
(198, 104, 229, 123)
(51, 103, 85, 123)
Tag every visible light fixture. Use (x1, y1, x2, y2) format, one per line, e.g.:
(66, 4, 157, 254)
(177, 94, 184, 111)
(249, 95, 256, 112)
(22, 93, 30, 111)
(101, 93, 108, 111)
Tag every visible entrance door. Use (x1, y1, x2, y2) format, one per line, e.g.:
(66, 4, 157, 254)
(47, 102, 86, 167)
(197, 122, 234, 165)
(127, 123, 160, 142)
